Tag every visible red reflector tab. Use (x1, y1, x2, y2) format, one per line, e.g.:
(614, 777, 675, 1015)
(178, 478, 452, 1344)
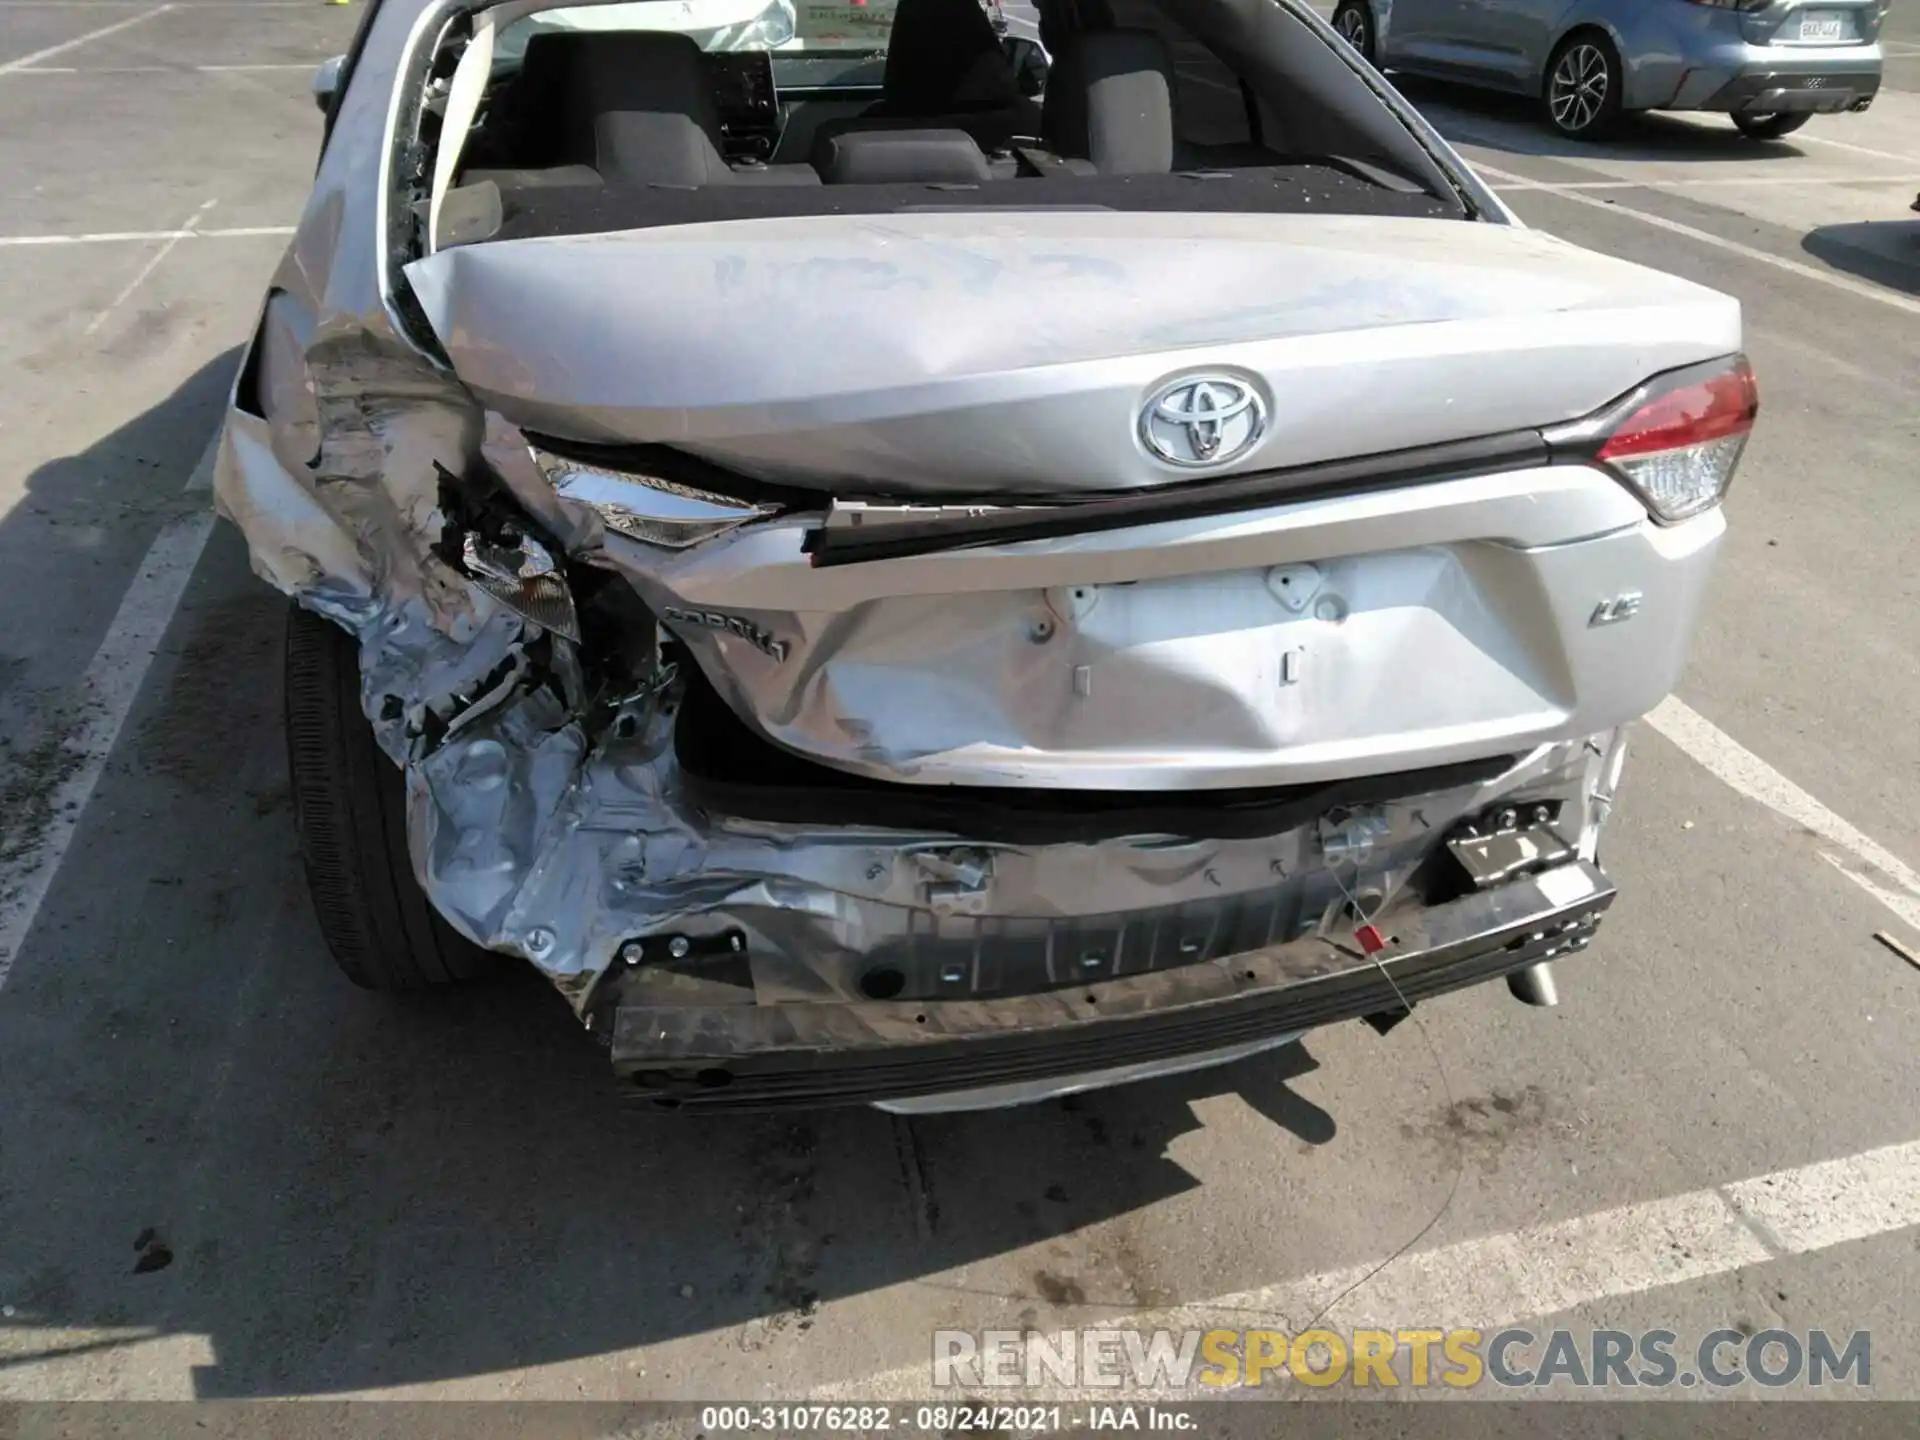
(1355, 924, 1387, 955)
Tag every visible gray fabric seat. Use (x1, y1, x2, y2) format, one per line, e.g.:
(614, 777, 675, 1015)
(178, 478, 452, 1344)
(460, 163, 604, 190)
(1041, 28, 1177, 174)
(477, 31, 817, 188)
(571, 31, 737, 185)
(575, 32, 822, 185)
(813, 0, 1040, 157)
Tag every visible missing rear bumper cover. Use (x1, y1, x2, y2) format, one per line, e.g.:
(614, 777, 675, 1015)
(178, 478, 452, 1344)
(614, 859, 1614, 1111)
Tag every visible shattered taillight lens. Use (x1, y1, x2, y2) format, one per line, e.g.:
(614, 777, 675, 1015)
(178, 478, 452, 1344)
(1555, 355, 1759, 523)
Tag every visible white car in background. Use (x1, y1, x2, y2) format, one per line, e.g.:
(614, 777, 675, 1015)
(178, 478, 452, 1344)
(498, 0, 805, 55)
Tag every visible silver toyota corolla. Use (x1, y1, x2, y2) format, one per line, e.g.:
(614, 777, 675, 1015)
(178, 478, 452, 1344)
(1332, 0, 1886, 139)
(221, 0, 1756, 1112)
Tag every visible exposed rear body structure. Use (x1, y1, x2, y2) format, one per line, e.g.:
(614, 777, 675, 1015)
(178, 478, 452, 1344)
(224, 0, 1754, 1110)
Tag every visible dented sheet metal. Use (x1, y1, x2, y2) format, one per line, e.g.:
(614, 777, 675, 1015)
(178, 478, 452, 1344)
(409, 685, 1617, 1012)
(211, 170, 1630, 1022)
(605, 859, 1618, 1110)
(402, 213, 1740, 495)
(207, 0, 1718, 1053)
(594, 498, 1709, 790)
(387, 211, 1728, 797)
(218, 319, 1628, 1012)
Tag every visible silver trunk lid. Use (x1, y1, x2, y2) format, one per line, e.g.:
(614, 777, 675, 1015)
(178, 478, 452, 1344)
(406, 210, 1740, 790)
(406, 210, 1740, 497)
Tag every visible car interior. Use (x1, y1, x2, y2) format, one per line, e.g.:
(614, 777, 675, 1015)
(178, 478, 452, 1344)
(414, 0, 1466, 245)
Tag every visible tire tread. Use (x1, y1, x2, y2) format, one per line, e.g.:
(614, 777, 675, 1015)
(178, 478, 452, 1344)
(284, 603, 489, 990)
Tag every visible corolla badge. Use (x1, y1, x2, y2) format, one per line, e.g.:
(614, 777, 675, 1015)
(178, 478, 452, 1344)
(1139, 374, 1267, 468)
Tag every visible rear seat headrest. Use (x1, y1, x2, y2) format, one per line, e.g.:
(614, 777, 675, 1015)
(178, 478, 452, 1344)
(1042, 28, 1177, 175)
(812, 128, 993, 185)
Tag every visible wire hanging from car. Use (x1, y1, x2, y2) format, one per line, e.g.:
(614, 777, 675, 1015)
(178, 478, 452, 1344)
(1292, 863, 1467, 1335)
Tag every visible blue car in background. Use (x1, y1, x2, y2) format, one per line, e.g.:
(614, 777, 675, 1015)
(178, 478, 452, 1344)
(1330, 0, 1886, 140)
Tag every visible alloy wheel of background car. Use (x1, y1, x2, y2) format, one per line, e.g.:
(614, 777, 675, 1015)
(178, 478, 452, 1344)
(284, 602, 496, 992)
(1731, 112, 1811, 141)
(1331, 1, 1375, 64)
(1544, 34, 1621, 140)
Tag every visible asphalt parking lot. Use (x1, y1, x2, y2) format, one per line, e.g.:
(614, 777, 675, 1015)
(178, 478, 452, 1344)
(1, 0, 1918, 1415)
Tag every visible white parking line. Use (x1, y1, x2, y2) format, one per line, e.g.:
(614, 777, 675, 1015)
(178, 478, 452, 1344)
(818, 1136, 1920, 1399)
(1492, 172, 1920, 191)
(0, 226, 292, 247)
(0, 1, 169, 75)
(1792, 131, 1920, 166)
(1646, 697, 1920, 931)
(1467, 159, 1920, 319)
(1431, 104, 1920, 168)
(0, 444, 220, 987)
(82, 198, 214, 335)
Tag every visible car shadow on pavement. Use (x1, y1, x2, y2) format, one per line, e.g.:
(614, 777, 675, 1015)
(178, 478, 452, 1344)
(0, 363, 1351, 1400)
(0, 346, 242, 766)
(1801, 219, 1920, 296)
(1386, 73, 1814, 166)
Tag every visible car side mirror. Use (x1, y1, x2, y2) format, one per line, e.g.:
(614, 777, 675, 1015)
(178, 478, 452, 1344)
(313, 54, 345, 114)
(1004, 36, 1048, 98)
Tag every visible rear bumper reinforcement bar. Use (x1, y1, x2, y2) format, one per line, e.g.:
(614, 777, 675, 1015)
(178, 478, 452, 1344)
(611, 859, 1616, 1111)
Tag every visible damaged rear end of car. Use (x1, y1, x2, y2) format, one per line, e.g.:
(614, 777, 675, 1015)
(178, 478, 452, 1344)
(219, 0, 1751, 1111)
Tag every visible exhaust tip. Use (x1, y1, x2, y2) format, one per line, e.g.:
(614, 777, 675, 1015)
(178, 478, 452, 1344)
(1507, 962, 1559, 1008)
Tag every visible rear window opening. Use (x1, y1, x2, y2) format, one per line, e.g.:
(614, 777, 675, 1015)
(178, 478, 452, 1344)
(396, 0, 1469, 253)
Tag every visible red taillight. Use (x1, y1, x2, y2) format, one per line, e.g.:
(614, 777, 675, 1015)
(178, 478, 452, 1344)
(1596, 357, 1759, 462)
(1557, 355, 1758, 523)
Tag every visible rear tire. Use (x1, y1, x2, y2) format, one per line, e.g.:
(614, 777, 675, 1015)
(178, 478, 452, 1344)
(1731, 111, 1810, 140)
(1331, 1, 1377, 65)
(284, 602, 495, 991)
(1543, 32, 1623, 140)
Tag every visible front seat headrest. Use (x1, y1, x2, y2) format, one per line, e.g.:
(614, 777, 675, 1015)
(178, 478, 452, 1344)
(570, 31, 734, 185)
(1042, 28, 1177, 174)
(1033, 0, 1117, 58)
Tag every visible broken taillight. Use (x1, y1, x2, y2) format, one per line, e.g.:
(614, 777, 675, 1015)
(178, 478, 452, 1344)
(1552, 354, 1759, 523)
(529, 446, 777, 550)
